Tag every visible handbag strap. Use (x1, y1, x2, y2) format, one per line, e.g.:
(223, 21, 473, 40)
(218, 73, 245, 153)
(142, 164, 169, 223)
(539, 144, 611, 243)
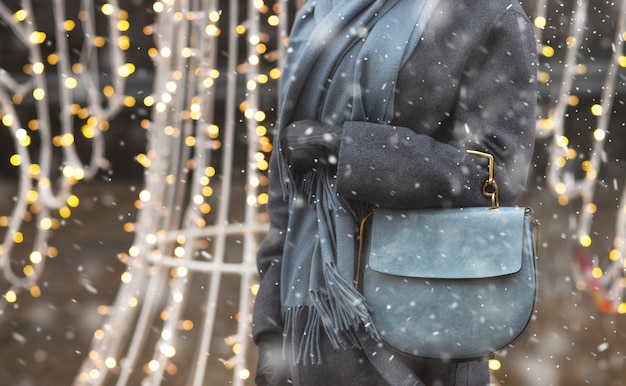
(354, 210, 374, 289)
(466, 150, 499, 209)
(355, 330, 426, 386)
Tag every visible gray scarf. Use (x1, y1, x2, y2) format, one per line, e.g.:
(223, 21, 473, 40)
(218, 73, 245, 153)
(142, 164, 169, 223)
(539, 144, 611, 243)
(276, 0, 439, 364)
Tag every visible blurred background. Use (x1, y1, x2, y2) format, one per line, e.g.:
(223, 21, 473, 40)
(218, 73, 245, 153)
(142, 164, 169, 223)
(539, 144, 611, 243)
(0, 0, 625, 385)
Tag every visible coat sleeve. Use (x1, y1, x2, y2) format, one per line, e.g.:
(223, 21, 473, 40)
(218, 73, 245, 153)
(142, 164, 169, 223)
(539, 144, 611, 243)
(252, 151, 288, 341)
(336, 7, 537, 209)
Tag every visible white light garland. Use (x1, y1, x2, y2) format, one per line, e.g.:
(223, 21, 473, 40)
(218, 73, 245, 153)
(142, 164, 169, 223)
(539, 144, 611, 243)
(72, 1, 288, 385)
(0, 0, 127, 309)
(537, 0, 626, 313)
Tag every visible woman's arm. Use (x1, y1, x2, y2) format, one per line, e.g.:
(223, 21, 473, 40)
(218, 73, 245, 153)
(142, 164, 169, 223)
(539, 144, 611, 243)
(252, 152, 289, 340)
(336, 6, 537, 209)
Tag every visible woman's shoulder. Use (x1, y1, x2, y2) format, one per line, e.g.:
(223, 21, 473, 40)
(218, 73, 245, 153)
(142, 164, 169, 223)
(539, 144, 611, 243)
(451, 0, 527, 12)
(433, 0, 530, 23)
(425, 0, 532, 40)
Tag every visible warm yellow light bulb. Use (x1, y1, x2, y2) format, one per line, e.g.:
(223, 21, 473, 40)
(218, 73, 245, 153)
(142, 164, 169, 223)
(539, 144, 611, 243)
(119, 36, 130, 50)
(542, 46, 554, 58)
(29, 31, 46, 44)
(148, 360, 160, 372)
(5, 290, 17, 303)
(33, 88, 45, 100)
(239, 369, 251, 380)
(593, 129, 606, 141)
(6, 151, 23, 168)
(580, 235, 592, 247)
(101, 3, 114, 15)
(39, 218, 53, 231)
(65, 77, 78, 89)
(105, 357, 117, 369)
(64, 20, 76, 31)
(489, 359, 502, 371)
(14, 9, 28, 22)
(13, 232, 24, 243)
(32, 62, 45, 74)
(534, 16, 546, 29)
(121, 272, 133, 283)
(117, 20, 130, 32)
(590, 104, 603, 116)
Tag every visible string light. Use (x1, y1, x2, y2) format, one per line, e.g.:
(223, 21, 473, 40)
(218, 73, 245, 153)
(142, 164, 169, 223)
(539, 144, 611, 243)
(539, 0, 626, 314)
(71, 1, 288, 385)
(0, 0, 129, 307)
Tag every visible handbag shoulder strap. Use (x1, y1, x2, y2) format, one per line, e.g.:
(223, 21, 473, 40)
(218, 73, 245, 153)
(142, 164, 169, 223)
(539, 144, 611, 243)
(355, 330, 426, 386)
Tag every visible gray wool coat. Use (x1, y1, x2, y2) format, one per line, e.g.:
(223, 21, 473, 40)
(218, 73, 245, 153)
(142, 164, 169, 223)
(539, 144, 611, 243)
(253, 0, 538, 384)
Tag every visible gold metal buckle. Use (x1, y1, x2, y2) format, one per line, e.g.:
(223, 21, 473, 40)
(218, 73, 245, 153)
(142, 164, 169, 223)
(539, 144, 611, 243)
(466, 150, 499, 209)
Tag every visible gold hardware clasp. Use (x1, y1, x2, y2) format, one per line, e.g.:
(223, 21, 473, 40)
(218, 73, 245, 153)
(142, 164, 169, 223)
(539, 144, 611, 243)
(466, 150, 499, 209)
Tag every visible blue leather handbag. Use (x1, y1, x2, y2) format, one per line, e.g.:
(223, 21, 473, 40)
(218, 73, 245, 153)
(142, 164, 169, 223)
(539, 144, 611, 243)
(357, 151, 539, 360)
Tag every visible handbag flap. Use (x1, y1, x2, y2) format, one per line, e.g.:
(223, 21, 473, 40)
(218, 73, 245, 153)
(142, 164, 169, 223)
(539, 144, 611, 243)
(367, 207, 528, 279)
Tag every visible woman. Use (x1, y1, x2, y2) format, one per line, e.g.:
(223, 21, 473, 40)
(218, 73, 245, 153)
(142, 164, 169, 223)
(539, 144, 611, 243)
(253, 0, 537, 384)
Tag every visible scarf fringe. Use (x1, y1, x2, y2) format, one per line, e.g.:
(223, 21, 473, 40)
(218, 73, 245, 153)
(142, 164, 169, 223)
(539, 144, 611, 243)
(276, 150, 344, 211)
(281, 167, 377, 365)
(320, 262, 377, 338)
(302, 170, 341, 210)
(284, 261, 380, 365)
